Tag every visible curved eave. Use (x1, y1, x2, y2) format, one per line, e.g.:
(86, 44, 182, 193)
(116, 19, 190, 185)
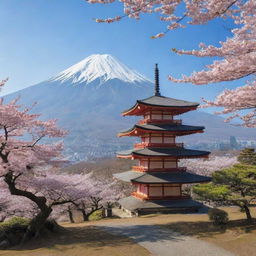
(118, 125, 205, 137)
(114, 171, 211, 184)
(122, 101, 141, 116)
(122, 103, 198, 116)
(122, 96, 199, 116)
(117, 148, 210, 159)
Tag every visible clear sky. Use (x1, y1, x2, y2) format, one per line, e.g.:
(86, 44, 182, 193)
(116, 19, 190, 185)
(0, 0, 242, 113)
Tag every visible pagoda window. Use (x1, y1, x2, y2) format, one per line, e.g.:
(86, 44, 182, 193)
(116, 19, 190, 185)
(148, 184, 162, 197)
(163, 184, 181, 196)
(149, 160, 163, 169)
(164, 160, 177, 168)
(152, 114, 162, 119)
(163, 114, 173, 120)
(151, 111, 162, 120)
(164, 136, 175, 143)
(151, 136, 162, 143)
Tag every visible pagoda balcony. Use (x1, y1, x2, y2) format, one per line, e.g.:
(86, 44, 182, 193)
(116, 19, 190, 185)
(132, 166, 187, 172)
(134, 142, 184, 149)
(132, 192, 191, 200)
(138, 119, 182, 125)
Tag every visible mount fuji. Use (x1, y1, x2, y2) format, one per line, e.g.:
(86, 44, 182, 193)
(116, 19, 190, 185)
(51, 54, 151, 86)
(3, 54, 255, 161)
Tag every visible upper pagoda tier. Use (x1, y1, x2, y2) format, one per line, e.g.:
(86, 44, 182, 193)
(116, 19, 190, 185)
(122, 95, 199, 116)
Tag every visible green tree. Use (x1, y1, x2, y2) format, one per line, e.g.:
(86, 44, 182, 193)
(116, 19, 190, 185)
(193, 164, 256, 223)
(238, 148, 256, 166)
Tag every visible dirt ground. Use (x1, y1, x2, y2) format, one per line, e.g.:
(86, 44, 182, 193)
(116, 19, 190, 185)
(0, 225, 152, 256)
(0, 206, 255, 256)
(86, 206, 256, 256)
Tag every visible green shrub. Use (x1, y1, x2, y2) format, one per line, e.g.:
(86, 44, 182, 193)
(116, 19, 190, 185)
(89, 210, 103, 221)
(208, 208, 229, 225)
(0, 217, 30, 232)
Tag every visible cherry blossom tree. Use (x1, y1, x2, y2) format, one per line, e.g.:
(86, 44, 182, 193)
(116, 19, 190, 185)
(0, 185, 38, 222)
(49, 173, 93, 223)
(48, 172, 123, 223)
(180, 156, 237, 176)
(89, 0, 256, 127)
(0, 81, 80, 240)
(68, 175, 123, 221)
(180, 156, 237, 197)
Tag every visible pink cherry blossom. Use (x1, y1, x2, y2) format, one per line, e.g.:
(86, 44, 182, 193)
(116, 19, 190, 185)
(0, 81, 76, 237)
(90, 0, 256, 127)
(180, 156, 237, 176)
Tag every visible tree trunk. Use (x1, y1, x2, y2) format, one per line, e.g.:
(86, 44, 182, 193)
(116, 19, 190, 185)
(243, 205, 253, 223)
(67, 207, 74, 223)
(22, 207, 52, 242)
(4, 172, 53, 242)
(79, 208, 100, 221)
(80, 209, 89, 221)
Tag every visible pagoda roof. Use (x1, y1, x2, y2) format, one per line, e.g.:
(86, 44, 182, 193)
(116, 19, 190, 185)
(114, 171, 211, 184)
(118, 123, 204, 137)
(119, 196, 203, 212)
(122, 96, 199, 116)
(117, 147, 210, 159)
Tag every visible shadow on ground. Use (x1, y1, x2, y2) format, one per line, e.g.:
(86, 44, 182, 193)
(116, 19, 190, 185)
(6, 218, 256, 252)
(7, 226, 137, 251)
(159, 219, 256, 238)
(8, 223, 184, 252)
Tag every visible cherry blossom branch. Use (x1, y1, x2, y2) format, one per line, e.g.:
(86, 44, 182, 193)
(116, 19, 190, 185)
(89, 0, 256, 127)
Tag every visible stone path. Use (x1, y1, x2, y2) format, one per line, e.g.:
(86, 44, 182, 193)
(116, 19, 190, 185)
(95, 222, 236, 256)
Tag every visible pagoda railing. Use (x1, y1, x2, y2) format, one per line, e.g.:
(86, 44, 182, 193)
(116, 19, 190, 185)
(132, 166, 187, 172)
(134, 142, 184, 149)
(138, 119, 182, 125)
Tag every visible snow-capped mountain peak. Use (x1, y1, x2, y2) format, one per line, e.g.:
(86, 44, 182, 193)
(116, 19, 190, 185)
(51, 54, 152, 85)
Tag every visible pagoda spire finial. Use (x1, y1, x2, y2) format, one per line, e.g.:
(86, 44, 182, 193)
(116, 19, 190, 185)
(154, 63, 161, 96)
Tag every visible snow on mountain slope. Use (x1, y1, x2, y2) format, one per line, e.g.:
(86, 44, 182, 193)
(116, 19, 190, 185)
(51, 54, 152, 85)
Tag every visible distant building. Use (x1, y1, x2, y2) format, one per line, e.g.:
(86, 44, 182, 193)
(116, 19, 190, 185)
(115, 65, 211, 216)
(230, 136, 239, 149)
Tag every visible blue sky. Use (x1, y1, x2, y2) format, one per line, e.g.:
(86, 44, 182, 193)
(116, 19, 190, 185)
(0, 0, 241, 112)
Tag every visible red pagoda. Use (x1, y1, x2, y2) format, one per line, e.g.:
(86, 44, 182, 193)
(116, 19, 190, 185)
(115, 64, 211, 216)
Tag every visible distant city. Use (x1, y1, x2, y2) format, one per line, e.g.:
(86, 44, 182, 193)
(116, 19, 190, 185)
(188, 137, 256, 151)
(64, 136, 256, 163)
